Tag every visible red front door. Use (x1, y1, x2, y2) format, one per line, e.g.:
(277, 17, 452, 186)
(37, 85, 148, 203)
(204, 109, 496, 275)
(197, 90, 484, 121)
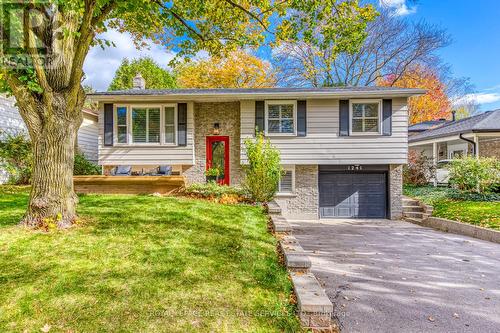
(206, 136, 230, 185)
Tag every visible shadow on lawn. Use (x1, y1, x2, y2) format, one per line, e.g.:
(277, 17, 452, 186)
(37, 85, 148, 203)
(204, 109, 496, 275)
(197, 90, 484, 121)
(0, 190, 298, 332)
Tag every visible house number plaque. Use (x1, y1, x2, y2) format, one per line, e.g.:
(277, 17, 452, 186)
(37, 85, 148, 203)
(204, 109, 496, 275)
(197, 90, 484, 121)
(347, 165, 363, 171)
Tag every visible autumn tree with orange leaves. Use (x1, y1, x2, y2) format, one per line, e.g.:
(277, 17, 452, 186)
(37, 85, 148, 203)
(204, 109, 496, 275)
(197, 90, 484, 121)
(176, 50, 276, 89)
(378, 65, 452, 125)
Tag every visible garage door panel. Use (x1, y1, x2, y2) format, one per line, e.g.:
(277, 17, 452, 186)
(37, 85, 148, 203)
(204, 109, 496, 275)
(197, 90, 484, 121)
(320, 172, 387, 218)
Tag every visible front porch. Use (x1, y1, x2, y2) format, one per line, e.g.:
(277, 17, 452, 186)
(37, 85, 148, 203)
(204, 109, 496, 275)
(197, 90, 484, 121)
(73, 175, 186, 194)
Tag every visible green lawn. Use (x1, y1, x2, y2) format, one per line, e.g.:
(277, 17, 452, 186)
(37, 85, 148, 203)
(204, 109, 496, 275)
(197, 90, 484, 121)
(404, 185, 500, 230)
(0, 186, 301, 332)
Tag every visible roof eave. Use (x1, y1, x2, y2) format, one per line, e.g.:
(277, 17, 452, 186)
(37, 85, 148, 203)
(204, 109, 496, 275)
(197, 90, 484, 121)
(409, 130, 473, 143)
(88, 89, 426, 102)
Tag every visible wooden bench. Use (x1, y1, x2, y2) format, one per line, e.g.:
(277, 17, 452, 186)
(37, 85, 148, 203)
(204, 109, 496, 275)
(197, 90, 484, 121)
(73, 175, 186, 195)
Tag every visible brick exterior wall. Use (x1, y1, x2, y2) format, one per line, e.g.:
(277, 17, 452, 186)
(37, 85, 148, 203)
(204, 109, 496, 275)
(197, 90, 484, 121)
(183, 102, 243, 185)
(276, 164, 403, 220)
(275, 165, 319, 220)
(479, 137, 500, 158)
(389, 164, 403, 220)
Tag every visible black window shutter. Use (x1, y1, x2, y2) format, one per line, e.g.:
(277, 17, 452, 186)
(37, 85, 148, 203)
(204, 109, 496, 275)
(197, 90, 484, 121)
(382, 99, 392, 136)
(255, 101, 265, 135)
(104, 103, 114, 146)
(339, 100, 349, 136)
(297, 100, 307, 136)
(177, 103, 187, 146)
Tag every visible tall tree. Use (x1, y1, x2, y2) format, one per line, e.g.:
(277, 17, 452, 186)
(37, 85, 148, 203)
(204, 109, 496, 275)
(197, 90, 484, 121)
(273, 8, 448, 87)
(0, 0, 377, 228)
(176, 50, 276, 88)
(378, 65, 451, 125)
(109, 57, 176, 91)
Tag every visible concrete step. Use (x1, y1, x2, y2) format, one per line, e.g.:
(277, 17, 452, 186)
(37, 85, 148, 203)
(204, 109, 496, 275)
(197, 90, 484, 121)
(402, 205, 424, 212)
(270, 215, 292, 233)
(267, 201, 282, 215)
(403, 211, 425, 219)
(402, 199, 420, 207)
(405, 217, 425, 225)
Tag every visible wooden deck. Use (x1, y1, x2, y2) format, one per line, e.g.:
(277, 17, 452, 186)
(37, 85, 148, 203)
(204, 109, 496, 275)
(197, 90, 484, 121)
(73, 175, 186, 195)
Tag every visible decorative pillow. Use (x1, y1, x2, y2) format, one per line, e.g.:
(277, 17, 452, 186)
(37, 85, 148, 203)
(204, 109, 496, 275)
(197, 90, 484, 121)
(116, 165, 132, 175)
(159, 165, 172, 175)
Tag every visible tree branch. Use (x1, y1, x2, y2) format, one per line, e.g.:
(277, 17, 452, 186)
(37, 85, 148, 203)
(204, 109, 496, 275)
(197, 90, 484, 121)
(91, 0, 118, 26)
(223, 0, 272, 33)
(68, 0, 101, 96)
(2, 70, 42, 136)
(23, 7, 52, 97)
(153, 0, 206, 42)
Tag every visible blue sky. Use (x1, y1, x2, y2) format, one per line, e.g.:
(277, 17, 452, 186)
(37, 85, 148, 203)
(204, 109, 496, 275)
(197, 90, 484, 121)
(393, 0, 500, 111)
(84, 0, 500, 111)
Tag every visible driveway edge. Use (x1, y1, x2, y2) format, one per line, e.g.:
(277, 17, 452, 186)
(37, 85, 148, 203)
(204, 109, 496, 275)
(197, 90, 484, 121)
(403, 197, 500, 244)
(421, 216, 500, 244)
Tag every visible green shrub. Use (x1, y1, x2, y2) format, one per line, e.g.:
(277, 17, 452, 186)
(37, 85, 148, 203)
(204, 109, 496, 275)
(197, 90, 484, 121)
(74, 152, 101, 175)
(184, 182, 248, 203)
(448, 156, 500, 194)
(404, 184, 500, 204)
(0, 131, 32, 184)
(242, 132, 282, 203)
(0, 131, 100, 182)
(404, 150, 435, 186)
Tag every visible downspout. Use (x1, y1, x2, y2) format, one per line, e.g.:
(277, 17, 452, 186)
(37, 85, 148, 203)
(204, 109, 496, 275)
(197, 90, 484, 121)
(459, 133, 477, 156)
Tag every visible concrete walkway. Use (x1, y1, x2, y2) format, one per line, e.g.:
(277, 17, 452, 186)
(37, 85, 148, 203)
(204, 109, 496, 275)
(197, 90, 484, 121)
(291, 219, 500, 333)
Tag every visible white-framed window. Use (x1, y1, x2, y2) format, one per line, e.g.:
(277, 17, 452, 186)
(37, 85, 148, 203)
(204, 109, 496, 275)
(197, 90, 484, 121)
(349, 99, 382, 135)
(113, 105, 177, 146)
(132, 107, 161, 143)
(449, 149, 466, 159)
(277, 165, 295, 194)
(164, 104, 177, 145)
(115, 106, 128, 144)
(265, 100, 297, 135)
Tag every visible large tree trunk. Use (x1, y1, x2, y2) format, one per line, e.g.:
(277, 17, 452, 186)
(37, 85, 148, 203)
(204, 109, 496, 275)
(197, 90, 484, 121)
(20, 96, 83, 228)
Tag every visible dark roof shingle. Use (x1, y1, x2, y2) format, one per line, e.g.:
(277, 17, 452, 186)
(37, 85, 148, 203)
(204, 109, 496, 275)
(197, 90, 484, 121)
(408, 120, 448, 132)
(409, 110, 500, 142)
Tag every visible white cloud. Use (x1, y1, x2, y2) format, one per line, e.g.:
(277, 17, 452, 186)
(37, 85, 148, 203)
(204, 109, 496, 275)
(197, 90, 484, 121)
(454, 90, 500, 107)
(379, 0, 417, 16)
(468, 92, 500, 104)
(83, 29, 176, 91)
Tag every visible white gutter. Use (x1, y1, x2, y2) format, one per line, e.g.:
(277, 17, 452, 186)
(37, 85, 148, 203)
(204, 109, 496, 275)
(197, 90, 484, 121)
(408, 133, 475, 146)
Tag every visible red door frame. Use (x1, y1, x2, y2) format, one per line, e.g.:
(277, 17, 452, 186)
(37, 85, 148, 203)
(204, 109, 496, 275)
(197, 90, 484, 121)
(206, 136, 230, 185)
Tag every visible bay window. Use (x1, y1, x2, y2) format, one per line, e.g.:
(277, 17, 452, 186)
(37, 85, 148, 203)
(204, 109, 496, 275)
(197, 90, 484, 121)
(114, 105, 177, 145)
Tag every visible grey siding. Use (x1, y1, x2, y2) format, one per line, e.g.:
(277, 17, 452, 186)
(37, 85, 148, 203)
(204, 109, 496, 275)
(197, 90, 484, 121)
(78, 115, 99, 162)
(0, 95, 99, 182)
(0, 94, 26, 136)
(97, 101, 195, 165)
(240, 98, 409, 165)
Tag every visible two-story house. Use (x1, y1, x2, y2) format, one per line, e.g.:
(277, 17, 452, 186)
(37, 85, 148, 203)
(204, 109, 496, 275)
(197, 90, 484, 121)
(90, 79, 424, 220)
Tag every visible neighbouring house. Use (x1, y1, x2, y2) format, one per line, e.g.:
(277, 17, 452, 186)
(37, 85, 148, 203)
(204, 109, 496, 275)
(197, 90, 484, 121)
(409, 109, 500, 161)
(89, 77, 424, 220)
(0, 94, 99, 183)
(408, 119, 449, 136)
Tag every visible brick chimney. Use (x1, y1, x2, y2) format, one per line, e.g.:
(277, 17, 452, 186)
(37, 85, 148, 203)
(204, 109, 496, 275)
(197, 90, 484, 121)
(132, 73, 146, 90)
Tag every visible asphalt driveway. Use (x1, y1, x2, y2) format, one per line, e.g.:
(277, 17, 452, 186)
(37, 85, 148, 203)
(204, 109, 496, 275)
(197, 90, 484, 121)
(291, 219, 500, 333)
